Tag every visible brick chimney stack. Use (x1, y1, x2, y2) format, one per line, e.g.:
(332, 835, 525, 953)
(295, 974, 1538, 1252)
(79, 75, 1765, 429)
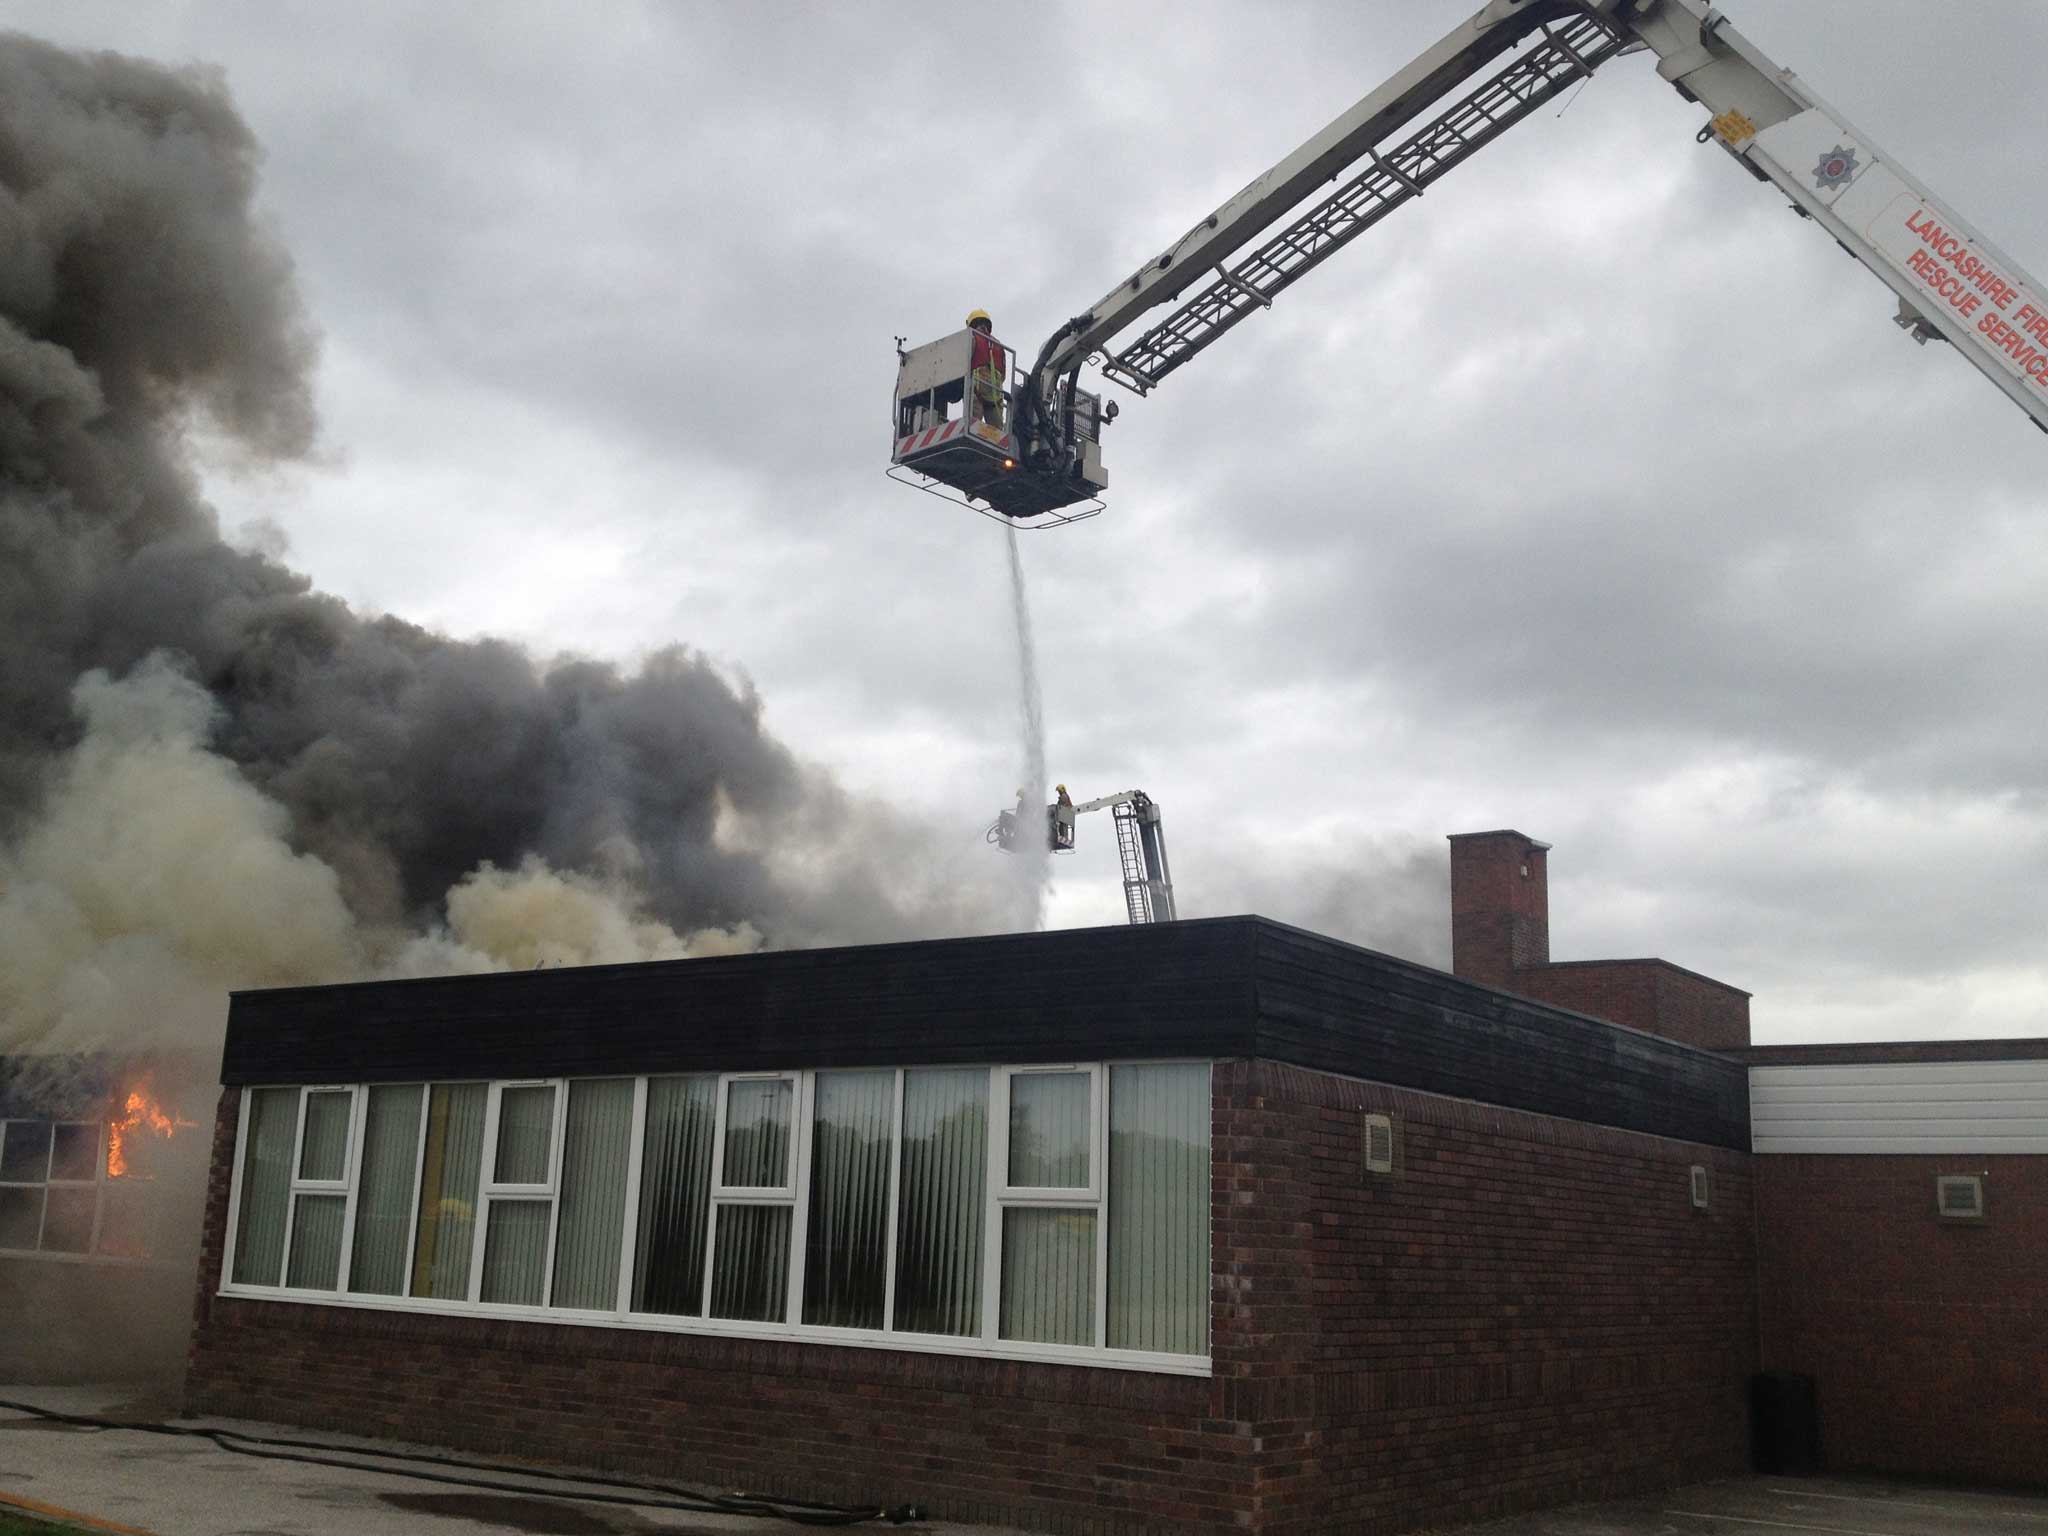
(1448, 830, 1551, 990)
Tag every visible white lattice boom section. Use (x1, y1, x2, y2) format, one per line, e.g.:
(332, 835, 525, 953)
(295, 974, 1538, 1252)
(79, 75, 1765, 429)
(1099, 14, 1625, 396)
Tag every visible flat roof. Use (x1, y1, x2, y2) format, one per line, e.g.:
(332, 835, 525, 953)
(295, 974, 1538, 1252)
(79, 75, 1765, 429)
(224, 916, 1750, 1150)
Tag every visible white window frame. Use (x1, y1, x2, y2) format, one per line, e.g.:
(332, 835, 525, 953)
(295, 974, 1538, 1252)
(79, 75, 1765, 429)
(0, 1117, 55, 1254)
(1, 1110, 193, 1269)
(702, 1071, 802, 1322)
(42, 1120, 107, 1256)
(469, 1079, 566, 1307)
(219, 1061, 1210, 1377)
(791, 1066, 903, 1334)
(987, 1063, 1108, 1349)
(274, 1085, 360, 1293)
(333, 1081, 430, 1299)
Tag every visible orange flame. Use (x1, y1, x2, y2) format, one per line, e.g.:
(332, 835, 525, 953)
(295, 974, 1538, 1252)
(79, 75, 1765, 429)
(107, 1079, 197, 1179)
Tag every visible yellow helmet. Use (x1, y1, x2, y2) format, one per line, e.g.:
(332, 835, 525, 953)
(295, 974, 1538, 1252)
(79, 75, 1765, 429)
(965, 308, 992, 331)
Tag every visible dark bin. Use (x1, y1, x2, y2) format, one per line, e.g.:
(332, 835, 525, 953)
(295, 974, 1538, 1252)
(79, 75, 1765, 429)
(1751, 1371, 1821, 1474)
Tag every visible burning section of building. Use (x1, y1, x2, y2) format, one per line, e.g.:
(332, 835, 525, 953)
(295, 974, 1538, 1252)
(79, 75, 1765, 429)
(0, 1056, 210, 1379)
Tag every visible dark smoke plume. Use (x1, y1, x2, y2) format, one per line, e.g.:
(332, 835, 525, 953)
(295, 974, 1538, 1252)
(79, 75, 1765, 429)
(0, 31, 1024, 1067)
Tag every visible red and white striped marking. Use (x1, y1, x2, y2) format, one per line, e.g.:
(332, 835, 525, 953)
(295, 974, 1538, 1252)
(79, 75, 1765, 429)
(895, 422, 1018, 458)
(896, 419, 964, 456)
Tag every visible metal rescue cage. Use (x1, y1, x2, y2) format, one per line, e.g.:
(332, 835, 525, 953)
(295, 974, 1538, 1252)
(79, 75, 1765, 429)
(888, 326, 1106, 527)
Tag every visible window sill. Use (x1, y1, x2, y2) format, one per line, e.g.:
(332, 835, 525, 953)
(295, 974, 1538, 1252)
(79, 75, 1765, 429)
(212, 1284, 1211, 1377)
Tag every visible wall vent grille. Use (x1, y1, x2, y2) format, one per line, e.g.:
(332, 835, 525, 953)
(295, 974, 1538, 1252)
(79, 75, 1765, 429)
(1363, 1113, 1395, 1175)
(1936, 1174, 1985, 1221)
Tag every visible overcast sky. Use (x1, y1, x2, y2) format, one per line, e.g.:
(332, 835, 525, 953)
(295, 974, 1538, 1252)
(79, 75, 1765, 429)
(12, 0, 2047, 1043)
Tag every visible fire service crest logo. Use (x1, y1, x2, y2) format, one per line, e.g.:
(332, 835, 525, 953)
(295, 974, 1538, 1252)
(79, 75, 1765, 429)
(1813, 144, 1859, 191)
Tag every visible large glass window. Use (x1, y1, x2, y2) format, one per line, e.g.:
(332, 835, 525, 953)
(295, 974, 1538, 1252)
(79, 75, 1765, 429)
(892, 1069, 986, 1338)
(996, 1067, 1100, 1347)
(285, 1088, 354, 1290)
(1107, 1062, 1210, 1355)
(231, 1088, 300, 1285)
(632, 1076, 716, 1316)
(225, 1062, 1211, 1367)
(551, 1079, 635, 1311)
(350, 1085, 423, 1296)
(0, 1121, 53, 1250)
(0, 1120, 126, 1259)
(410, 1083, 486, 1300)
(802, 1070, 895, 1330)
(480, 1082, 559, 1305)
(708, 1076, 794, 1322)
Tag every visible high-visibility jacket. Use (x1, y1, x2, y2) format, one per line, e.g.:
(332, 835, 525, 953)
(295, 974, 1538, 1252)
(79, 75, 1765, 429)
(971, 332, 1007, 400)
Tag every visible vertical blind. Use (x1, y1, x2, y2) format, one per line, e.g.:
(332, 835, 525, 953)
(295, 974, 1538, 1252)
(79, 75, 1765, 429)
(299, 1090, 352, 1181)
(1008, 1072, 1090, 1187)
(710, 1077, 795, 1321)
(481, 1200, 551, 1305)
(1108, 1062, 1210, 1354)
(410, 1083, 485, 1300)
(634, 1075, 716, 1315)
(286, 1194, 346, 1289)
(710, 1204, 790, 1321)
(350, 1085, 423, 1295)
(721, 1079, 791, 1187)
(229, 1063, 1210, 1361)
(481, 1083, 557, 1304)
(552, 1078, 634, 1310)
(231, 1087, 298, 1285)
(1000, 1070, 1096, 1345)
(1000, 1208, 1095, 1346)
(893, 1069, 987, 1337)
(802, 1070, 894, 1330)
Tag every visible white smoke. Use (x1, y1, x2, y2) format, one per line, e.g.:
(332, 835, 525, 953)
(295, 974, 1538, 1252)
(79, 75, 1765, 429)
(0, 656, 771, 1067)
(395, 858, 759, 976)
(0, 657, 362, 1056)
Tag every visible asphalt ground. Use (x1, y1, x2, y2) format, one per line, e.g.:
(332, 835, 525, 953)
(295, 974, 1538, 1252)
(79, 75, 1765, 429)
(0, 1384, 1028, 1536)
(1431, 1477, 2048, 1535)
(4, 1386, 2044, 1536)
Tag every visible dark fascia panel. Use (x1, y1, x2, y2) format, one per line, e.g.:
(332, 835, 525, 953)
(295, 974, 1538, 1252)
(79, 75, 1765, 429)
(1248, 920, 1750, 1150)
(221, 915, 1748, 1150)
(222, 918, 1260, 1085)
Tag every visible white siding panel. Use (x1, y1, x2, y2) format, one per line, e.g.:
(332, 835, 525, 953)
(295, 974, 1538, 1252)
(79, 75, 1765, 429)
(1750, 1061, 2048, 1154)
(1753, 1061, 2048, 1088)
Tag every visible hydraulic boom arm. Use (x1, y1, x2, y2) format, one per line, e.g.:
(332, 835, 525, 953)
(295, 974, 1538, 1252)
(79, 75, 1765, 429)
(1008, 0, 2047, 482)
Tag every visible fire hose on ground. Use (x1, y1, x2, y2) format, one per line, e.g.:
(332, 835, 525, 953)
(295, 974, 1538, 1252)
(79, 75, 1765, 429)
(0, 1396, 926, 1528)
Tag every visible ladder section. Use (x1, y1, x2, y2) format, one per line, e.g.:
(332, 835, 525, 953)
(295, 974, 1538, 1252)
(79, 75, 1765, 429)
(1099, 13, 1625, 396)
(1113, 802, 1153, 925)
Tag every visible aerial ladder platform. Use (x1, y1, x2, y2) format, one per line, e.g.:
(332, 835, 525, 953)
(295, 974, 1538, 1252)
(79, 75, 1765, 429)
(891, 0, 2046, 525)
(988, 787, 1177, 925)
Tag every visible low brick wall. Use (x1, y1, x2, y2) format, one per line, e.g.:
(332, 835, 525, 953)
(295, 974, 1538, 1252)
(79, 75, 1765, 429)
(1757, 1153, 2048, 1489)
(1227, 1062, 1758, 1534)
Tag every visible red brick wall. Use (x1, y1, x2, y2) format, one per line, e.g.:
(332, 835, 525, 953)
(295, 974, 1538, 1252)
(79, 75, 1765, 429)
(187, 1071, 1758, 1535)
(1449, 832, 1550, 989)
(1225, 1062, 1758, 1535)
(1756, 1154, 2048, 1488)
(1518, 961, 1751, 1052)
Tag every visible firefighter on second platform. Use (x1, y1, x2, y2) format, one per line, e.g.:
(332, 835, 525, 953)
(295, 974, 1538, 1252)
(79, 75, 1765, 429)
(966, 309, 1006, 429)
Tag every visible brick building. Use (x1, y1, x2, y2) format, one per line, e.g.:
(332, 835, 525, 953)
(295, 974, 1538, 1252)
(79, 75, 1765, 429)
(1745, 1039, 2048, 1487)
(179, 832, 2047, 1533)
